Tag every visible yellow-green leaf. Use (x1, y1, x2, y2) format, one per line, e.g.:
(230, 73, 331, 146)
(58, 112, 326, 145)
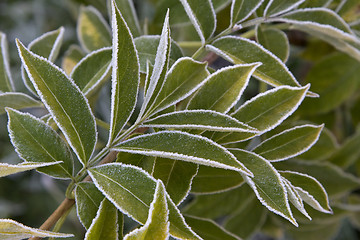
(0, 92, 41, 115)
(61, 45, 85, 75)
(256, 26, 289, 62)
(0, 161, 62, 178)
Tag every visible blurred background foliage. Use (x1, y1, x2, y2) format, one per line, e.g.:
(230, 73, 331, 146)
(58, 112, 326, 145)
(1, 0, 360, 239)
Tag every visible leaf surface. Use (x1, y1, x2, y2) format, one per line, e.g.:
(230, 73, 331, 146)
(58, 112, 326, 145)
(187, 63, 260, 113)
(0, 32, 13, 92)
(256, 26, 289, 62)
(17, 40, 97, 166)
(124, 180, 169, 240)
(113, 0, 141, 37)
(264, 0, 305, 17)
(252, 124, 323, 161)
(62, 45, 85, 75)
(0, 93, 41, 115)
(7, 108, 73, 179)
(75, 182, 105, 229)
(231, 0, 264, 25)
(0, 161, 62, 178)
(0, 219, 73, 240)
(114, 131, 252, 175)
(108, 2, 139, 145)
(88, 163, 201, 239)
(77, 6, 111, 52)
(84, 199, 118, 240)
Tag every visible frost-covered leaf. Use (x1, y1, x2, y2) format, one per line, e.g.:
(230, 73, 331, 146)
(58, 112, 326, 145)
(70, 47, 112, 96)
(0, 92, 41, 115)
(211, 85, 309, 144)
(124, 180, 169, 240)
(84, 199, 118, 240)
(113, 131, 252, 175)
(0, 161, 62, 178)
(143, 110, 258, 133)
(6, 108, 73, 179)
(16, 40, 97, 166)
(146, 57, 209, 116)
(187, 63, 260, 113)
(22, 27, 64, 95)
(231, 0, 264, 25)
(299, 53, 360, 115)
(191, 166, 244, 194)
(75, 182, 105, 229)
(230, 149, 297, 226)
(62, 45, 85, 75)
(116, 151, 156, 174)
(184, 215, 241, 240)
(256, 26, 289, 62)
(108, 1, 139, 145)
(0, 219, 73, 239)
(152, 159, 198, 206)
(138, 11, 171, 122)
(264, 0, 305, 17)
(134, 36, 183, 73)
(77, 6, 111, 52)
(0, 32, 14, 92)
(280, 171, 332, 213)
(88, 163, 201, 239)
(252, 124, 323, 162)
(113, 0, 141, 37)
(207, 37, 314, 94)
(179, 0, 216, 43)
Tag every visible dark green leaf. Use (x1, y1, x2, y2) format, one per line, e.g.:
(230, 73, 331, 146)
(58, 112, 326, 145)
(256, 26, 289, 62)
(231, 0, 264, 25)
(0, 93, 41, 115)
(0, 32, 14, 92)
(264, 0, 305, 17)
(113, 0, 141, 37)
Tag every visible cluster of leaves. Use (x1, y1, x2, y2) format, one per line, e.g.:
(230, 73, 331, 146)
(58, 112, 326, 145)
(1, 0, 360, 239)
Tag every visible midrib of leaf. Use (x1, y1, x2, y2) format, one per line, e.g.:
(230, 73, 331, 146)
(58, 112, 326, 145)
(257, 131, 315, 156)
(83, 60, 111, 92)
(164, 160, 176, 187)
(77, 185, 100, 207)
(233, 0, 245, 22)
(29, 62, 86, 161)
(12, 115, 71, 177)
(93, 170, 150, 208)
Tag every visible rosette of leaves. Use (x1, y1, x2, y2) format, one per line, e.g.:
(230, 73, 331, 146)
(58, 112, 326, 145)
(1, 0, 360, 239)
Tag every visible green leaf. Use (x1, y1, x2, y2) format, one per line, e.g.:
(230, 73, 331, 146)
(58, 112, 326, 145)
(77, 6, 111, 52)
(179, 0, 216, 43)
(113, 0, 141, 37)
(0, 219, 73, 240)
(107, 1, 139, 145)
(256, 26, 289, 62)
(146, 57, 209, 116)
(0, 161, 62, 178)
(113, 131, 252, 175)
(230, 149, 297, 226)
(70, 47, 112, 96)
(274, 160, 360, 198)
(88, 163, 201, 239)
(0, 32, 14, 92)
(230, 0, 264, 25)
(152, 159, 198, 206)
(280, 171, 332, 213)
(84, 199, 118, 240)
(116, 152, 156, 174)
(252, 124, 323, 162)
(0, 92, 41, 115)
(143, 110, 258, 133)
(134, 36, 183, 73)
(191, 166, 244, 194)
(184, 215, 241, 240)
(22, 27, 65, 95)
(187, 63, 261, 113)
(124, 180, 169, 240)
(16, 40, 97, 166)
(263, 0, 305, 17)
(62, 45, 85, 75)
(208, 37, 315, 95)
(75, 182, 105, 229)
(6, 108, 73, 179)
(299, 53, 360, 115)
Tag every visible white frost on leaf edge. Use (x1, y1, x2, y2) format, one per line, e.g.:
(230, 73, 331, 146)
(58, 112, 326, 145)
(263, 0, 306, 17)
(230, 0, 265, 26)
(252, 124, 324, 162)
(113, 130, 253, 176)
(88, 163, 202, 240)
(179, 0, 216, 44)
(187, 62, 261, 114)
(280, 170, 332, 214)
(77, 5, 112, 53)
(0, 33, 14, 91)
(84, 198, 119, 240)
(0, 161, 62, 178)
(16, 40, 98, 166)
(143, 109, 259, 133)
